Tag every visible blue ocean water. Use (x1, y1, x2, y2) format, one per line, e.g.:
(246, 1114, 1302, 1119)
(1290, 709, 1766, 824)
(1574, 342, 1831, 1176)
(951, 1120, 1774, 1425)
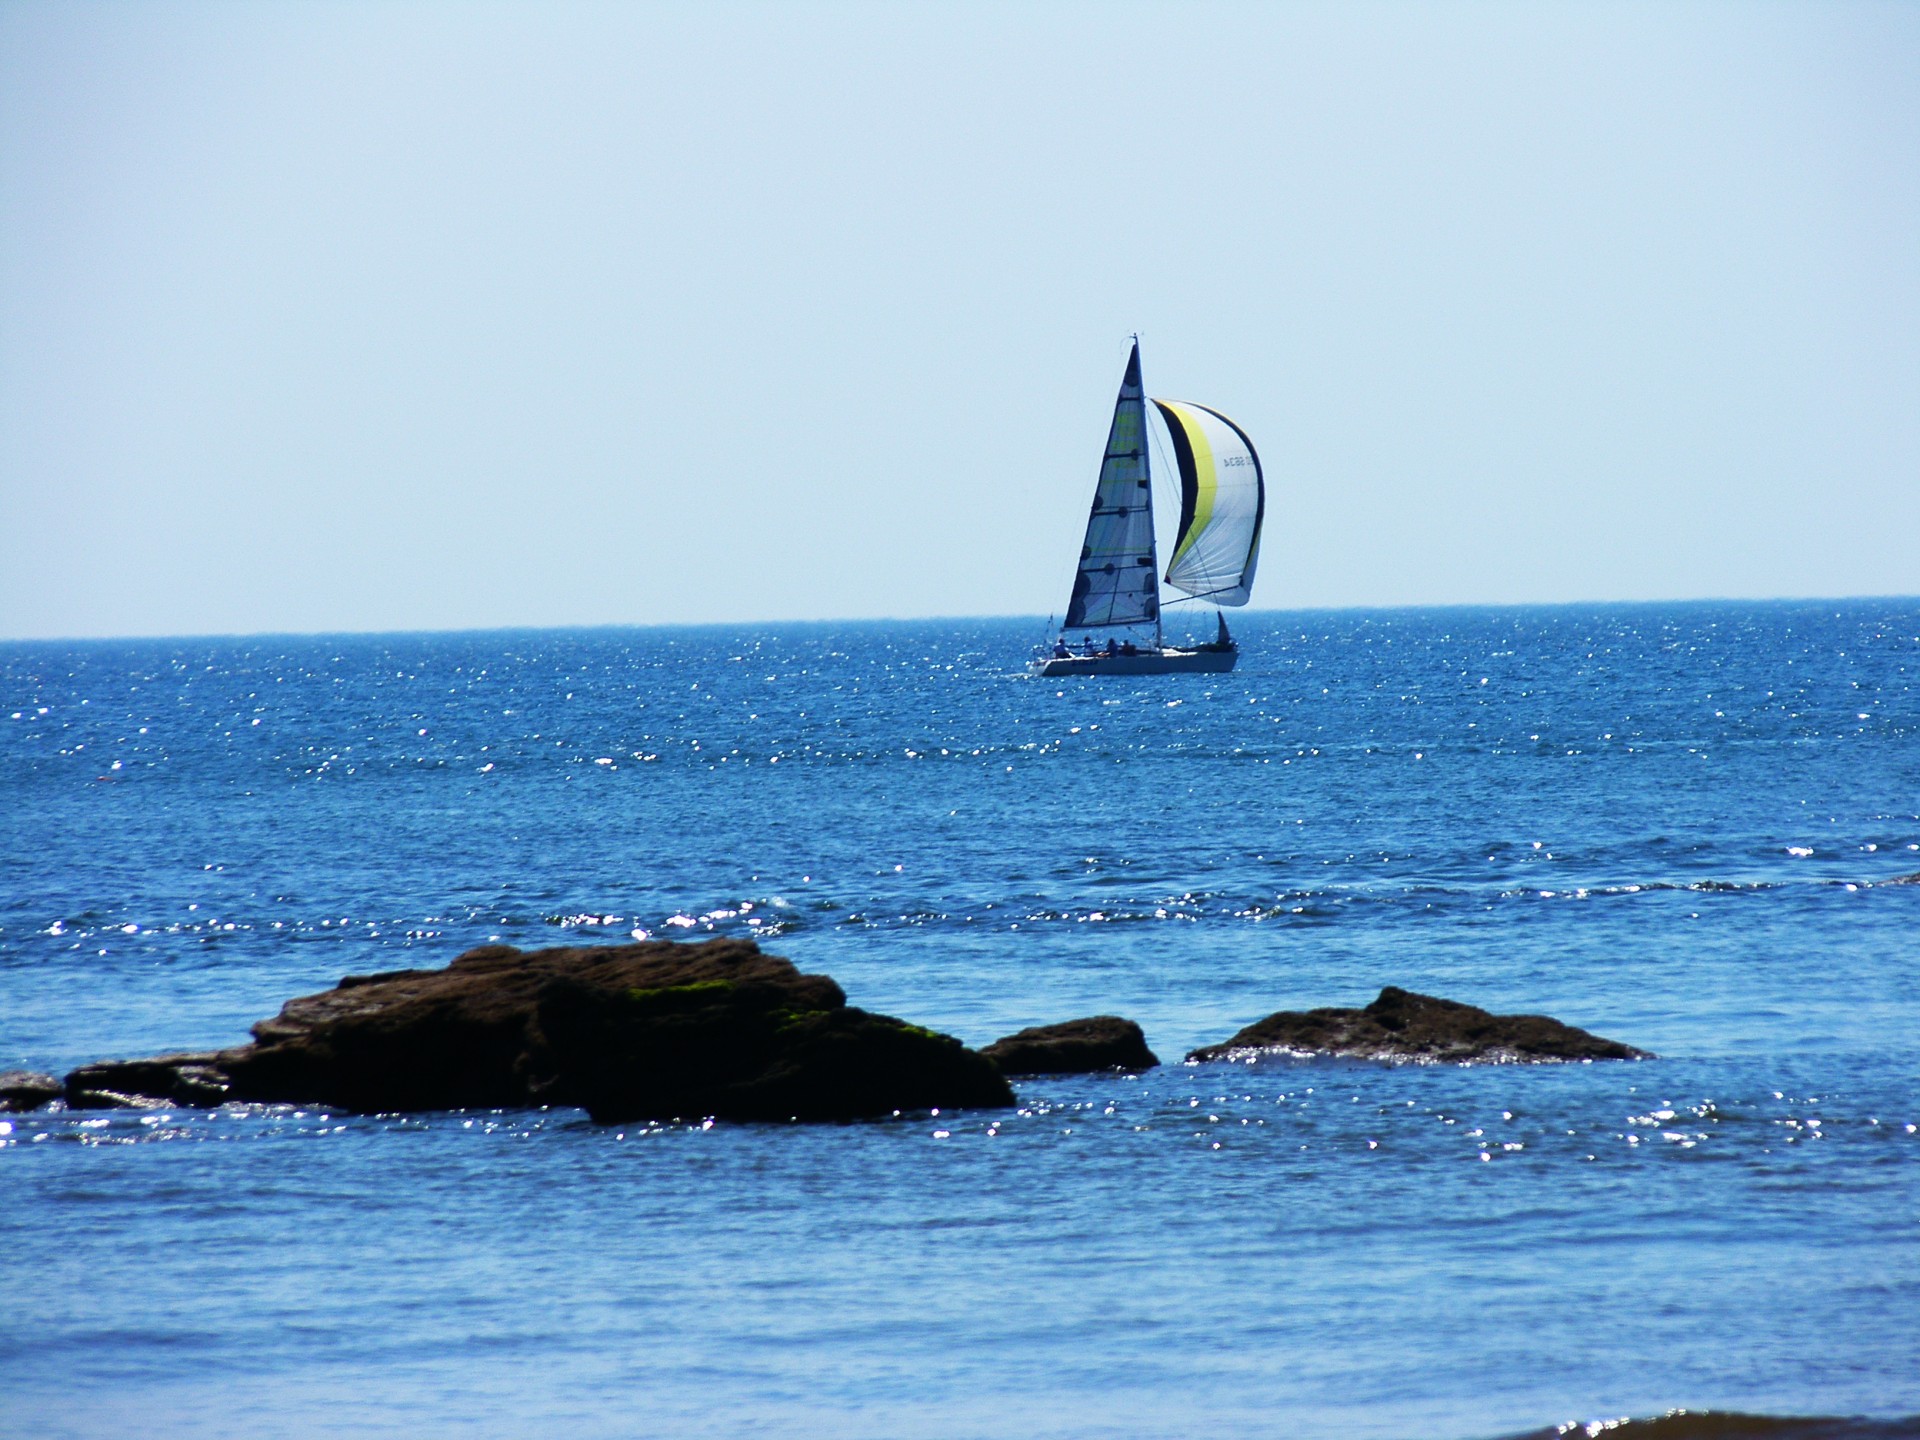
(2, 600, 1917, 1440)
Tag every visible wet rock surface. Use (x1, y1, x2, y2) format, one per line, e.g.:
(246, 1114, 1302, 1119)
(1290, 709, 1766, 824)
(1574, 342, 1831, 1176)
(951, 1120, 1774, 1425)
(50, 939, 1015, 1123)
(64, 1054, 234, 1110)
(0, 1070, 64, 1113)
(981, 1016, 1159, 1075)
(1188, 986, 1652, 1065)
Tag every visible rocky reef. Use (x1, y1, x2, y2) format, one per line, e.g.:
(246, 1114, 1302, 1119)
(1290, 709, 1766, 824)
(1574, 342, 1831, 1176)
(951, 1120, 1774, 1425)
(15, 939, 1015, 1123)
(1188, 986, 1651, 1065)
(981, 1016, 1159, 1076)
(4, 954, 1663, 1123)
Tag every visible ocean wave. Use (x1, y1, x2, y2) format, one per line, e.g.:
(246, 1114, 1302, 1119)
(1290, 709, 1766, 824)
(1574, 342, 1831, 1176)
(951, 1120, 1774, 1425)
(10, 862, 1913, 954)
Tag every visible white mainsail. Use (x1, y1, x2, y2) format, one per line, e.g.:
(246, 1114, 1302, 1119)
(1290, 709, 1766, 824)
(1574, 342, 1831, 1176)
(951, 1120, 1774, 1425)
(1151, 399, 1264, 608)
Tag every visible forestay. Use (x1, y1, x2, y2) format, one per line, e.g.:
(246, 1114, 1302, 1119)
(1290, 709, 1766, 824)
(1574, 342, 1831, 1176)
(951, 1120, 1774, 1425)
(1064, 344, 1160, 630)
(1153, 399, 1264, 607)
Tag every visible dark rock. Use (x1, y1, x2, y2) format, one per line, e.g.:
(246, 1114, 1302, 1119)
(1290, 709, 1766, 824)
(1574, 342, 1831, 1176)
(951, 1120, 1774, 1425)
(981, 1016, 1159, 1075)
(539, 977, 1013, 1124)
(0, 1070, 64, 1113)
(64, 1053, 234, 1109)
(1187, 986, 1652, 1065)
(59, 938, 1015, 1124)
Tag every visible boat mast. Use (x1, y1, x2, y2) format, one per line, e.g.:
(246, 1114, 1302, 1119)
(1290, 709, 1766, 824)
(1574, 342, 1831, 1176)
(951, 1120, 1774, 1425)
(1139, 335, 1164, 654)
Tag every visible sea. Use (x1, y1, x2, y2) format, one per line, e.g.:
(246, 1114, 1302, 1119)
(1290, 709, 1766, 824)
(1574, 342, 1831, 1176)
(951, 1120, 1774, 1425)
(3, 600, 1917, 1440)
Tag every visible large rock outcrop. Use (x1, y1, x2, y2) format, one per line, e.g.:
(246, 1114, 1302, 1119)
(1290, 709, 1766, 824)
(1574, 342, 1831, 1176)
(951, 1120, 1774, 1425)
(981, 1016, 1159, 1076)
(1188, 986, 1651, 1065)
(43, 939, 1016, 1124)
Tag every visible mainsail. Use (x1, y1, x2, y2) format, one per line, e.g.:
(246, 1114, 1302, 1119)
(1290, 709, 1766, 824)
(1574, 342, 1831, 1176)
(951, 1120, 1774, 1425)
(1152, 398, 1264, 607)
(1064, 343, 1159, 630)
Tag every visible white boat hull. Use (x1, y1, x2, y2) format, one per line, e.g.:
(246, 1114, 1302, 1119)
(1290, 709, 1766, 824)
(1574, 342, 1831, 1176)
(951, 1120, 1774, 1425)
(1030, 647, 1236, 677)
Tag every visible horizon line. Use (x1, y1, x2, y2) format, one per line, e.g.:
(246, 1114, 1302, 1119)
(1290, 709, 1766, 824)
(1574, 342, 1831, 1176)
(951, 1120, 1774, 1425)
(4, 591, 1917, 647)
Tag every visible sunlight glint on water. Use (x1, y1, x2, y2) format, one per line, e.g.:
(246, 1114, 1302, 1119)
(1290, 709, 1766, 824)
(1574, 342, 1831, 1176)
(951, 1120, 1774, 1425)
(2, 600, 1918, 1439)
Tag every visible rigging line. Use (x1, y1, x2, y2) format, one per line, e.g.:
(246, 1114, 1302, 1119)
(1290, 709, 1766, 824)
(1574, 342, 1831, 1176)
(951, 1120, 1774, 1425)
(1167, 584, 1237, 603)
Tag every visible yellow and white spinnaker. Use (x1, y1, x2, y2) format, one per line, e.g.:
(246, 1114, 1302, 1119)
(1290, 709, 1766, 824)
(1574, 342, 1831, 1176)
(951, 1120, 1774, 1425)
(1151, 399, 1264, 608)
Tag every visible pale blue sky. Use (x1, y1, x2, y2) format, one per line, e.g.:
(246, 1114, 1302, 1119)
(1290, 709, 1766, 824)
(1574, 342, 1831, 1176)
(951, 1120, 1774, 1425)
(2, 1, 1915, 639)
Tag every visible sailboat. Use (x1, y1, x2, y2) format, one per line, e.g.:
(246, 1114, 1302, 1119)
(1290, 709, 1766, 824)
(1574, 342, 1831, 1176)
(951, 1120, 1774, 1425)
(1031, 339, 1264, 676)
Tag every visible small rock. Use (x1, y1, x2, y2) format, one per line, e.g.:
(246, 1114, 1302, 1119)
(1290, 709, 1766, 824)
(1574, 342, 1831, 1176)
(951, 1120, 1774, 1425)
(0, 1070, 64, 1113)
(981, 1017, 1159, 1075)
(1188, 986, 1652, 1065)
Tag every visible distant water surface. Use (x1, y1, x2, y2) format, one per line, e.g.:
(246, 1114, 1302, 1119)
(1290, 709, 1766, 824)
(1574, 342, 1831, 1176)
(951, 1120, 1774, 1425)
(2, 601, 1917, 1439)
